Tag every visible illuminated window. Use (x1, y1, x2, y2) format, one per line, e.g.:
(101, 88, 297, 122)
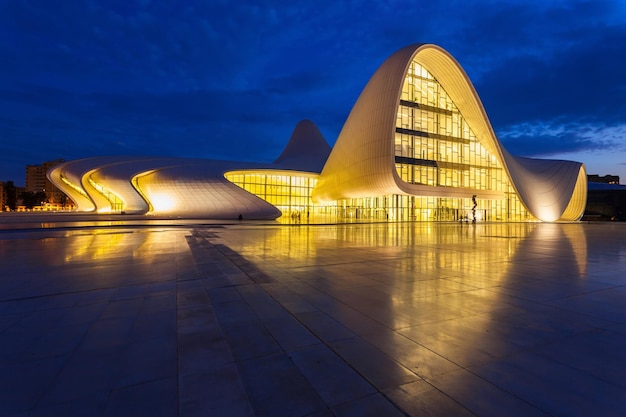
(224, 170, 337, 223)
(393, 61, 530, 221)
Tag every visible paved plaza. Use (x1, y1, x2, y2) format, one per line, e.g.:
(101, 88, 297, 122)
(1, 215, 626, 416)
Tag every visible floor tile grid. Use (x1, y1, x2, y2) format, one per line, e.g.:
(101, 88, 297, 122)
(278, 226, 624, 416)
(210, 230, 485, 416)
(197, 231, 416, 416)
(0, 228, 190, 416)
(278, 276, 555, 416)
(212, 226, 565, 417)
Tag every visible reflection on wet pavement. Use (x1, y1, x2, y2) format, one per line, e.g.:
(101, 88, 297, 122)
(0, 220, 625, 416)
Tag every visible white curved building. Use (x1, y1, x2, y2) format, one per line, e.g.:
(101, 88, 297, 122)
(48, 44, 587, 222)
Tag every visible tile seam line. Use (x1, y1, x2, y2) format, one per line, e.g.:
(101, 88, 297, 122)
(183, 232, 257, 415)
(213, 240, 556, 417)
(203, 233, 411, 416)
(0, 279, 173, 304)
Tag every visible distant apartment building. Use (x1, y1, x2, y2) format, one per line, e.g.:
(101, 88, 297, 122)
(585, 174, 626, 221)
(0, 181, 7, 210)
(0, 182, 25, 211)
(588, 174, 620, 184)
(25, 159, 68, 205)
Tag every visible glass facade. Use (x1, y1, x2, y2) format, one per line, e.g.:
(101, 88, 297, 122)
(48, 45, 584, 222)
(224, 171, 336, 223)
(393, 61, 532, 221)
(223, 62, 534, 223)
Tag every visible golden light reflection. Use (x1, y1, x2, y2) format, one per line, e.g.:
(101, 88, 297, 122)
(58, 228, 188, 265)
(213, 222, 588, 340)
(61, 230, 138, 263)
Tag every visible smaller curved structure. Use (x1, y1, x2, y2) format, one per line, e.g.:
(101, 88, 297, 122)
(48, 120, 331, 219)
(273, 119, 331, 172)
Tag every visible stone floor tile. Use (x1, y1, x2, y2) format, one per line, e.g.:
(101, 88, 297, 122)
(383, 380, 476, 417)
(295, 311, 357, 342)
(331, 393, 406, 417)
(178, 327, 234, 375)
(471, 351, 626, 417)
(360, 328, 462, 380)
(78, 317, 135, 350)
(0, 356, 66, 415)
(329, 336, 422, 390)
(104, 377, 177, 417)
(290, 343, 376, 406)
(99, 298, 143, 320)
(263, 316, 321, 352)
(39, 348, 123, 405)
(428, 367, 551, 417)
(114, 337, 177, 388)
(179, 365, 253, 417)
(236, 284, 291, 320)
(260, 283, 318, 314)
(177, 305, 217, 333)
(1, 221, 626, 416)
(28, 391, 109, 417)
(238, 353, 327, 417)
(220, 321, 282, 361)
(130, 310, 176, 341)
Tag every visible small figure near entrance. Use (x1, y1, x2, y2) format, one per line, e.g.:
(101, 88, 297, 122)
(471, 195, 477, 223)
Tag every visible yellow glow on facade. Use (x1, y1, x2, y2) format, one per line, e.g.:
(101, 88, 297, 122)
(394, 61, 531, 221)
(224, 170, 336, 222)
(59, 173, 88, 198)
(150, 193, 176, 212)
(88, 176, 125, 212)
(45, 45, 587, 223)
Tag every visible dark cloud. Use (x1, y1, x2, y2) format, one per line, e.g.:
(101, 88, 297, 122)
(500, 130, 606, 157)
(1, 0, 626, 182)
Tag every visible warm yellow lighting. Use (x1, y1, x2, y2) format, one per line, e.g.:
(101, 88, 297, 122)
(151, 194, 176, 212)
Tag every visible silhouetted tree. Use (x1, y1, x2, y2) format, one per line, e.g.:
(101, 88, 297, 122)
(21, 191, 47, 209)
(5, 181, 17, 211)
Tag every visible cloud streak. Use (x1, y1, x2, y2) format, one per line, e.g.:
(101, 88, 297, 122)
(1, 0, 625, 182)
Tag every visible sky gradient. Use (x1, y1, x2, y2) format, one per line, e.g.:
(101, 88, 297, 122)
(1, 0, 625, 184)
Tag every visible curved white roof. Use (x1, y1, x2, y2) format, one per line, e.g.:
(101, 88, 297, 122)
(273, 119, 331, 172)
(312, 44, 586, 221)
(47, 120, 331, 219)
(47, 45, 587, 222)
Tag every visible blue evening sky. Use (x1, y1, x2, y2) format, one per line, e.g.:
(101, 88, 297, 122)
(1, 0, 626, 184)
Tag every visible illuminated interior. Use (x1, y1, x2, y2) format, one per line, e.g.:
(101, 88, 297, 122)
(57, 172, 95, 211)
(224, 170, 336, 222)
(393, 61, 530, 221)
(87, 176, 125, 213)
(46, 44, 587, 223)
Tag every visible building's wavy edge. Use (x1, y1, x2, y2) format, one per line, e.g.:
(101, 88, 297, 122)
(312, 43, 586, 222)
(47, 44, 587, 222)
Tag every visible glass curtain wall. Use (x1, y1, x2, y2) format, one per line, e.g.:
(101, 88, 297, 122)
(224, 171, 336, 223)
(394, 61, 531, 221)
(224, 61, 537, 224)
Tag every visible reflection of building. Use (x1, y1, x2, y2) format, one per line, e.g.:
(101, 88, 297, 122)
(48, 44, 587, 222)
